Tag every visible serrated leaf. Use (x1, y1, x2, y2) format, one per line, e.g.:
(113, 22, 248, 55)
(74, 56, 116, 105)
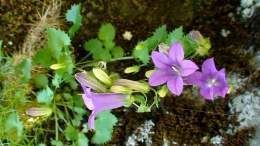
(133, 42, 150, 64)
(36, 86, 54, 104)
(84, 39, 103, 52)
(91, 110, 118, 144)
(84, 39, 112, 61)
(65, 125, 78, 141)
(56, 53, 74, 75)
(52, 73, 62, 88)
(47, 28, 71, 59)
(152, 25, 167, 44)
(51, 140, 63, 146)
(66, 4, 82, 37)
(98, 23, 116, 41)
(77, 133, 89, 146)
(111, 46, 124, 58)
(90, 48, 111, 61)
(103, 40, 115, 50)
(165, 26, 184, 45)
(181, 35, 197, 57)
(33, 48, 53, 67)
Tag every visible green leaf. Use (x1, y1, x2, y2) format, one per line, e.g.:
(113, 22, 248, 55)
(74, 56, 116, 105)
(152, 25, 167, 45)
(77, 133, 89, 146)
(33, 74, 49, 89)
(5, 112, 24, 139)
(66, 4, 82, 37)
(111, 46, 124, 58)
(51, 140, 63, 146)
(133, 42, 150, 64)
(98, 23, 116, 41)
(84, 39, 103, 53)
(103, 40, 115, 50)
(91, 110, 118, 144)
(52, 73, 62, 88)
(36, 86, 54, 104)
(47, 28, 71, 59)
(16, 58, 32, 82)
(56, 53, 74, 75)
(181, 35, 197, 57)
(165, 26, 184, 45)
(65, 125, 78, 141)
(84, 39, 112, 61)
(33, 48, 53, 67)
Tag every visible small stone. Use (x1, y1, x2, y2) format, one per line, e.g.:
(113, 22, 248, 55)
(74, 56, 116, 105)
(123, 31, 133, 41)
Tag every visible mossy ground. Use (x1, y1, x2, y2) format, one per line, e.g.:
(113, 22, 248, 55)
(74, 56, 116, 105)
(0, 0, 259, 145)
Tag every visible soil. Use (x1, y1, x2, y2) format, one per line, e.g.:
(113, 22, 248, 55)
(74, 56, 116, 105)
(0, 0, 259, 145)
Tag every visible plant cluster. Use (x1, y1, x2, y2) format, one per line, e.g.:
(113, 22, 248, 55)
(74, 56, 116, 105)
(0, 3, 229, 145)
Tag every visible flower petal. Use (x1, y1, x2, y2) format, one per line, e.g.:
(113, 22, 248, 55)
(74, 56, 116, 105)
(214, 85, 229, 97)
(202, 58, 217, 74)
(151, 51, 171, 69)
(82, 93, 95, 110)
(180, 60, 199, 76)
(85, 89, 127, 111)
(200, 87, 214, 100)
(184, 71, 202, 85)
(167, 76, 183, 96)
(88, 110, 97, 130)
(169, 42, 184, 64)
(149, 69, 173, 86)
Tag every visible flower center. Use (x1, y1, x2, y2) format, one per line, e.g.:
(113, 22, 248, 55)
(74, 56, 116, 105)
(172, 65, 181, 75)
(207, 78, 218, 88)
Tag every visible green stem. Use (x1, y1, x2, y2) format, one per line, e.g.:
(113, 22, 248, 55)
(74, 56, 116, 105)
(53, 100, 59, 141)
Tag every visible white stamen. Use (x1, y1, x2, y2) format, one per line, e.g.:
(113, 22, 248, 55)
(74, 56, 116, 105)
(207, 78, 218, 87)
(172, 66, 181, 75)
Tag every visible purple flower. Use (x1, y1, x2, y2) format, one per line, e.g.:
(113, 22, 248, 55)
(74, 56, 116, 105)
(75, 73, 127, 130)
(187, 58, 229, 100)
(149, 42, 199, 95)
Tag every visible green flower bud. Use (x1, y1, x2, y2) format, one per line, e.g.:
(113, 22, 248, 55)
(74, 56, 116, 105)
(188, 30, 211, 56)
(110, 85, 132, 94)
(115, 79, 150, 93)
(145, 70, 155, 78)
(50, 63, 65, 70)
(124, 95, 135, 107)
(158, 85, 168, 98)
(92, 68, 112, 86)
(26, 107, 52, 117)
(124, 65, 140, 74)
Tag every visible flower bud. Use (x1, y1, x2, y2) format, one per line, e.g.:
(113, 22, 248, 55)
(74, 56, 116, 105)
(145, 70, 155, 78)
(115, 79, 150, 93)
(92, 68, 112, 86)
(158, 85, 168, 98)
(50, 63, 65, 70)
(26, 107, 52, 117)
(188, 30, 211, 56)
(124, 65, 140, 74)
(110, 85, 132, 94)
(75, 72, 107, 92)
(158, 43, 170, 54)
(124, 95, 135, 107)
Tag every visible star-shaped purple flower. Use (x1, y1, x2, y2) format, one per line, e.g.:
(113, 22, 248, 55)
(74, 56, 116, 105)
(186, 58, 229, 100)
(149, 42, 199, 95)
(75, 72, 127, 130)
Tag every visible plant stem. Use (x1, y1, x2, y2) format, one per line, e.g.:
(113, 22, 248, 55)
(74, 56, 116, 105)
(53, 100, 59, 141)
(108, 56, 134, 62)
